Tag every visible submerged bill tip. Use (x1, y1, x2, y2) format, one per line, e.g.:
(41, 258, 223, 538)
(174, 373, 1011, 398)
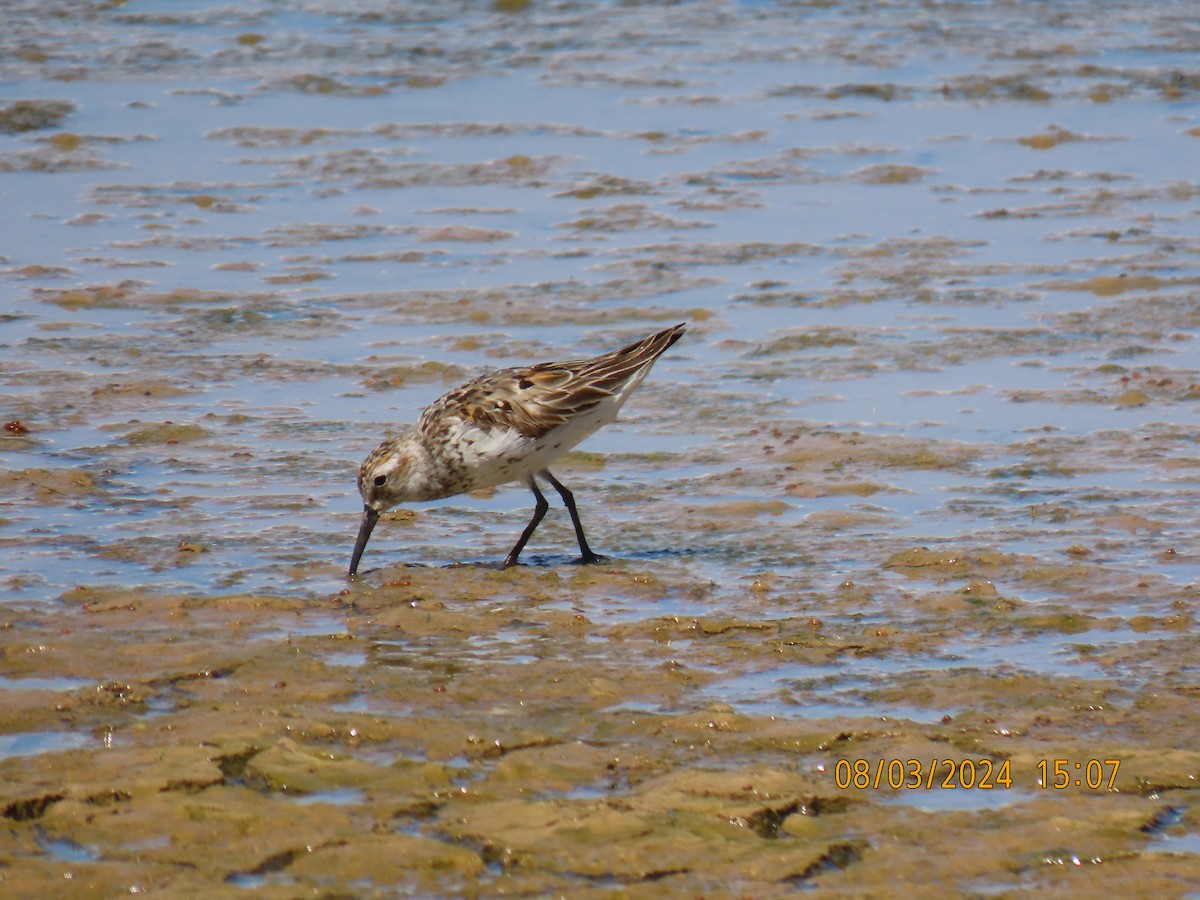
(348, 506, 380, 576)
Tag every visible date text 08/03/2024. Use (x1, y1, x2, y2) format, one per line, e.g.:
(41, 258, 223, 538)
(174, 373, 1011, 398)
(829, 758, 1122, 791)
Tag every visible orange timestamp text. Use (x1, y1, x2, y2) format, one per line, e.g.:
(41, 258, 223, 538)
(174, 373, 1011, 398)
(1036, 758, 1121, 790)
(830, 757, 1122, 791)
(833, 757, 1012, 790)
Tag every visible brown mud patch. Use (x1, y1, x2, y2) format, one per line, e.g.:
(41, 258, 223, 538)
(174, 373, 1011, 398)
(2, 553, 1197, 894)
(2, 0, 1199, 895)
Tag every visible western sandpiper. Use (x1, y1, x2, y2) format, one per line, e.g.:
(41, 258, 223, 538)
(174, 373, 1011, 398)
(349, 322, 686, 575)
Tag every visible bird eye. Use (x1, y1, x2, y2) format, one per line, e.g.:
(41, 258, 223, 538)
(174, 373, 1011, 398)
(373, 474, 386, 486)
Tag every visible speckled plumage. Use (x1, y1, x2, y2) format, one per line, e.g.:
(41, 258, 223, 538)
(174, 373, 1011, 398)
(349, 323, 686, 575)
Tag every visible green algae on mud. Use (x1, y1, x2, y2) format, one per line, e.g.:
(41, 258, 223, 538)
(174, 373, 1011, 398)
(2, 0, 1200, 895)
(3, 556, 1199, 894)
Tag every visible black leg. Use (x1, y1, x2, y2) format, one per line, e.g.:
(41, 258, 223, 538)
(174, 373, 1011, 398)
(503, 476, 549, 568)
(543, 469, 603, 564)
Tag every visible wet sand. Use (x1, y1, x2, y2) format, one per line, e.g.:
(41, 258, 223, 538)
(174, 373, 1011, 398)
(2, 0, 1199, 895)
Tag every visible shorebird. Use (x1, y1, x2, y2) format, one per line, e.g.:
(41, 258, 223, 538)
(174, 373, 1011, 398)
(349, 322, 686, 575)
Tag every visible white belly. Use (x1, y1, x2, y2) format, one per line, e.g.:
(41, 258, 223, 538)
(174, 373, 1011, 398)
(450, 399, 621, 491)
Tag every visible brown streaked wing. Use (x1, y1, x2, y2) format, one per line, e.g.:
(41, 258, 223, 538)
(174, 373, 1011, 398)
(420, 365, 604, 439)
(419, 323, 685, 440)
(573, 323, 686, 391)
(461, 365, 614, 438)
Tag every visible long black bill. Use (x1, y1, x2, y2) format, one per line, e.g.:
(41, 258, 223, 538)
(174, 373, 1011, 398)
(348, 506, 380, 576)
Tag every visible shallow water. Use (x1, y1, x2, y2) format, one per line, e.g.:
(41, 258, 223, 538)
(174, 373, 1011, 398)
(1, 0, 1198, 895)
